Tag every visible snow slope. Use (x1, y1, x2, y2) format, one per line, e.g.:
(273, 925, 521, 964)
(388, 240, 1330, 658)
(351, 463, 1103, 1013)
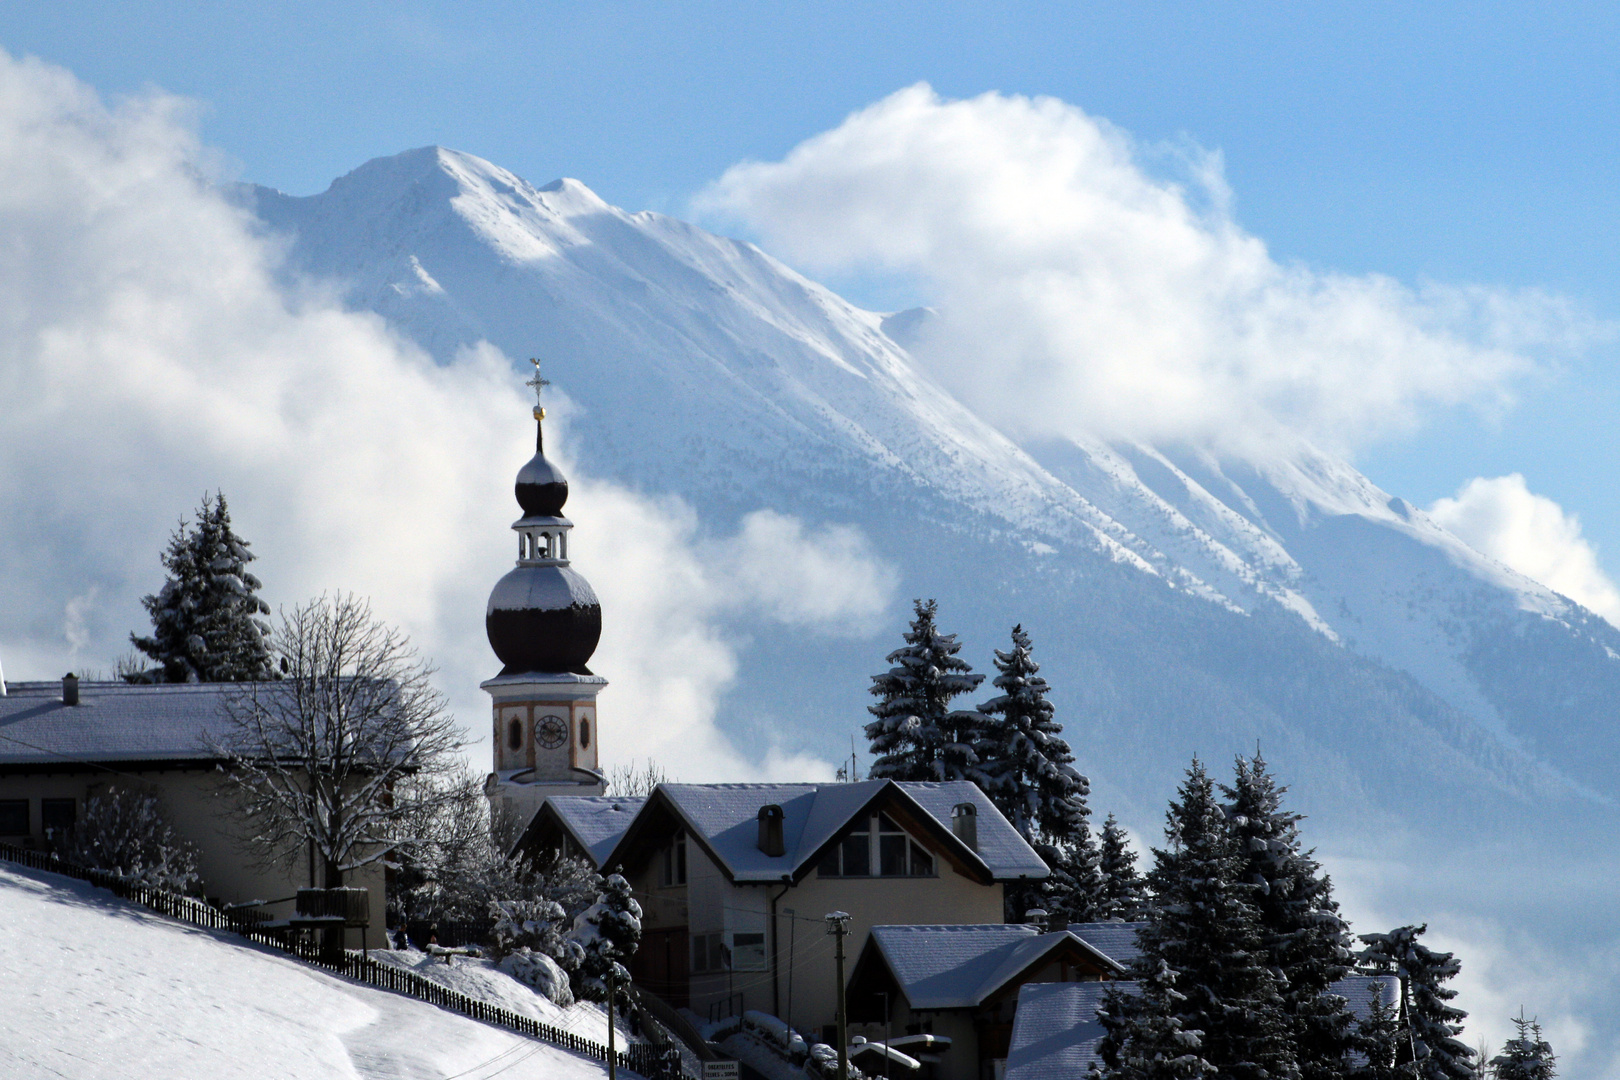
(0, 863, 622, 1080)
(247, 147, 1620, 815)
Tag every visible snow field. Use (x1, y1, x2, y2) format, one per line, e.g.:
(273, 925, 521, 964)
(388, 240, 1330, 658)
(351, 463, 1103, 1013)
(0, 863, 623, 1080)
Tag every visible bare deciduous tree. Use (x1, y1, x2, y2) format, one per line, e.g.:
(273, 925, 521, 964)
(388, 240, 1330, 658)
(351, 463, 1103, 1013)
(214, 594, 465, 888)
(604, 758, 671, 797)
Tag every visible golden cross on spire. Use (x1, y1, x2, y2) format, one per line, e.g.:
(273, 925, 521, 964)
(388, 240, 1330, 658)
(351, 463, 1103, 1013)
(525, 357, 549, 421)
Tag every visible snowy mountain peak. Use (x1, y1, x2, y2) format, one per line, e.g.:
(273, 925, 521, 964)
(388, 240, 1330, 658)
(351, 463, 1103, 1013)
(251, 147, 1620, 809)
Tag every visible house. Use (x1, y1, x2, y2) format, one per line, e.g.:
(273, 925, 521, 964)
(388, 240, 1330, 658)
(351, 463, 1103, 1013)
(515, 779, 1049, 1037)
(0, 675, 388, 948)
(842, 921, 1140, 1080)
(1003, 974, 1405, 1080)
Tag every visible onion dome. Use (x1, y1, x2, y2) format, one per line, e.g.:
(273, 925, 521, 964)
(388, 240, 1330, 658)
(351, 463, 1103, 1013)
(486, 361, 602, 675)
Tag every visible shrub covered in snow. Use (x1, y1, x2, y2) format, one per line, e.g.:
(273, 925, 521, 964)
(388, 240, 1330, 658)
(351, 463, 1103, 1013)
(53, 785, 200, 892)
(487, 896, 583, 1005)
(496, 949, 574, 1007)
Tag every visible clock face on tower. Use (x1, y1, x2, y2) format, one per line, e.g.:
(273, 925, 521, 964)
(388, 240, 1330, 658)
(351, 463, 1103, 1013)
(536, 714, 568, 750)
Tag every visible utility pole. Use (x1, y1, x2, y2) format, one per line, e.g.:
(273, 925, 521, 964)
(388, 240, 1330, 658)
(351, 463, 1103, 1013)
(607, 965, 617, 1080)
(826, 911, 851, 1080)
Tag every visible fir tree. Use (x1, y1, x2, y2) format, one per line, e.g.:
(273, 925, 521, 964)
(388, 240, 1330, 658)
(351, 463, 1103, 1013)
(1351, 983, 1404, 1080)
(1036, 828, 1107, 924)
(977, 625, 1091, 839)
(1358, 926, 1475, 1080)
(570, 866, 643, 1002)
(1224, 755, 1355, 1080)
(1095, 960, 1214, 1080)
(130, 493, 272, 683)
(865, 599, 984, 782)
(1134, 758, 1297, 1080)
(1099, 813, 1149, 921)
(1489, 1012, 1555, 1080)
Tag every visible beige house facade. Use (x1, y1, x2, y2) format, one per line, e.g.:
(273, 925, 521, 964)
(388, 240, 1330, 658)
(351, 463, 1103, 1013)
(0, 678, 387, 948)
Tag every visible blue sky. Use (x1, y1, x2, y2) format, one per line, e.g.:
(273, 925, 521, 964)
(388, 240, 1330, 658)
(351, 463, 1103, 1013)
(4, 1, 1618, 569)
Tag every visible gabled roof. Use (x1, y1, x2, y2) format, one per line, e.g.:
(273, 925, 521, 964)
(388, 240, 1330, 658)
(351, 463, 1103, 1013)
(0, 681, 235, 768)
(1003, 973, 1405, 1080)
(1005, 980, 1119, 1080)
(594, 779, 1049, 885)
(864, 924, 1125, 1010)
(529, 795, 646, 867)
(1069, 921, 1146, 970)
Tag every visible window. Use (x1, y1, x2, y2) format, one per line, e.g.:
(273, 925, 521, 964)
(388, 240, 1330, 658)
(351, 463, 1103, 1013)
(662, 831, 687, 886)
(691, 932, 729, 974)
(816, 813, 937, 877)
(41, 798, 75, 837)
(507, 717, 523, 750)
(730, 932, 767, 972)
(579, 717, 591, 749)
(0, 799, 28, 836)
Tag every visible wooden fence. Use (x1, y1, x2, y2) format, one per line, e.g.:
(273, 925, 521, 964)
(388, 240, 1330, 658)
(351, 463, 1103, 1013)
(0, 843, 682, 1079)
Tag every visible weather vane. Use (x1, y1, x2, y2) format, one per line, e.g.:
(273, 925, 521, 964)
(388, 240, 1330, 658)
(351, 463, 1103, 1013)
(525, 357, 549, 421)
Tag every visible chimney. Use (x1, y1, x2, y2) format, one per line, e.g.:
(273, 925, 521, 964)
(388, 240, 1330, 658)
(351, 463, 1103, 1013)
(757, 804, 785, 857)
(950, 802, 978, 851)
(62, 672, 79, 706)
(1024, 907, 1050, 930)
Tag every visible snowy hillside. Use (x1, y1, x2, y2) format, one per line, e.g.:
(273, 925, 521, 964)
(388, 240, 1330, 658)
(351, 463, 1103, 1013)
(246, 147, 1620, 819)
(0, 862, 621, 1080)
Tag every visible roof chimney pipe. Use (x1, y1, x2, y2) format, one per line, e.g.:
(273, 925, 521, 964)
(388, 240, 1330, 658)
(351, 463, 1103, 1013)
(951, 802, 978, 851)
(62, 672, 79, 706)
(757, 804, 785, 857)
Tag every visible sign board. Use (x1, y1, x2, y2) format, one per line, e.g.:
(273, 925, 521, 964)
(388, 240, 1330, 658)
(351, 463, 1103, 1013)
(702, 1062, 740, 1080)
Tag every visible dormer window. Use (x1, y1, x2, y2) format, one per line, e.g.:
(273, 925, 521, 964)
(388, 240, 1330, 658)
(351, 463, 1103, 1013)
(816, 812, 935, 878)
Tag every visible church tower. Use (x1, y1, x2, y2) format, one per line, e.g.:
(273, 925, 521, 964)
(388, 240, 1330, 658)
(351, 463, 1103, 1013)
(483, 360, 607, 830)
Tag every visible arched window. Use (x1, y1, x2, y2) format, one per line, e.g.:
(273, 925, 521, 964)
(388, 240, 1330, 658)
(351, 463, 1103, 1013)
(507, 717, 523, 750)
(579, 717, 591, 749)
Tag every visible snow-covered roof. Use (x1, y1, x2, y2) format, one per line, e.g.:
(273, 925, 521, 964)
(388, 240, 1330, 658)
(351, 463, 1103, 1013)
(1068, 922, 1146, 969)
(866, 924, 1124, 1010)
(1002, 973, 1405, 1080)
(1005, 980, 1119, 1080)
(595, 780, 1048, 884)
(541, 796, 646, 866)
(0, 680, 237, 767)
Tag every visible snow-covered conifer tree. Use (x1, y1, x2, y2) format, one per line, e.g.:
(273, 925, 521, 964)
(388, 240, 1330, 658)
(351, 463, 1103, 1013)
(1134, 758, 1297, 1080)
(1224, 755, 1355, 1080)
(1094, 959, 1213, 1080)
(1358, 925, 1476, 1080)
(570, 866, 643, 1002)
(130, 493, 273, 683)
(1489, 1012, 1555, 1080)
(1098, 813, 1149, 921)
(865, 599, 984, 782)
(1352, 983, 1405, 1080)
(1036, 830, 1106, 924)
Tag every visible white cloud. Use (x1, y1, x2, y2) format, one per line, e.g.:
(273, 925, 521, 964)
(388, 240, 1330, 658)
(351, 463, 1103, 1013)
(1428, 474, 1620, 622)
(697, 84, 1597, 456)
(0, 49, 892, 782)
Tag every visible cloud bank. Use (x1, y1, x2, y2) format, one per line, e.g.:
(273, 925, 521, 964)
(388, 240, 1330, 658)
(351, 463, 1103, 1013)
(1428, 474, 1620, 623)
(699, 84, 1595, 456)
(0, 49, 893, 782)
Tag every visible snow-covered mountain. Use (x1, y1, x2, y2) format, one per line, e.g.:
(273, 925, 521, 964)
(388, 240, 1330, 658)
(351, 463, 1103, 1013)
(248, 148, 1620, 824)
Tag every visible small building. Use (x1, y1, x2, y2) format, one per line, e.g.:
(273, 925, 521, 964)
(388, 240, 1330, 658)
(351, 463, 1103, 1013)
(515, 778, 1049, 1038)
(0, 676, 387, 947)
(1003, 974, 1405, 1080)
(844, 921, 1139, 1080)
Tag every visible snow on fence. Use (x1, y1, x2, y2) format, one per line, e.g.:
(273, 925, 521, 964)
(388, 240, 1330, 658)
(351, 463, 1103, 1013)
(0, 842, 684, 1080)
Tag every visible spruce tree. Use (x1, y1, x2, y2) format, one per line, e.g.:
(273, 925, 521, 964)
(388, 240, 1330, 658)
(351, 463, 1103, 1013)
(865, 599, 984, 782)
(1095, 959, 1214, 1080)
(570, 866, 643, 1002)
(1037, 829, 1107, 924)
(1134, 758, 1297, 1080)
(1358, 926, 1475, 1080)
(1224, 755, 1355, 1080)
(1098, 813, 1149, 921)
(1489, 1012, 1555, 1080)
(1351, 983, 1404, 1080)
(130, 493, 272, 682)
